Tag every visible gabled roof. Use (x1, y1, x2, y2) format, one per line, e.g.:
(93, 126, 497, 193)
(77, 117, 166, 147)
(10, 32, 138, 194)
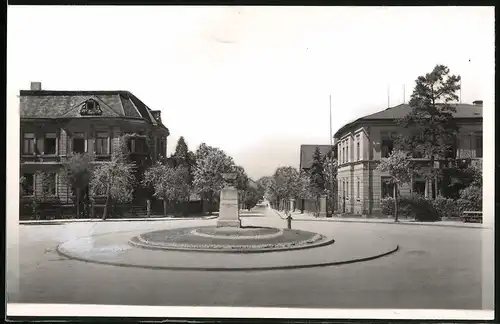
(300, 144, 334, 170)
(334, 103, 482, 138)
(19, 90, 169, 133)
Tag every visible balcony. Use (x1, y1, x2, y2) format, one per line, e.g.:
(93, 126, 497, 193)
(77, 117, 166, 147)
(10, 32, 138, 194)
(21, 153, 61, 164)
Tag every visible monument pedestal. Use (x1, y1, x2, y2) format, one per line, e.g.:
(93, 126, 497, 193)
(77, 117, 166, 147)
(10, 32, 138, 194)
(217, 173, 241, 228)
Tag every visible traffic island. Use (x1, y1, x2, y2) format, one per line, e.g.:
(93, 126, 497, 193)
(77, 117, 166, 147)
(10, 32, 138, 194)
(56, 226, 399, 271)
(128, 226, 335, 253)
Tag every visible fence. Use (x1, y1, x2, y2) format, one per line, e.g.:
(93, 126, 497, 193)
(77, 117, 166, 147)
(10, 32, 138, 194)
(19, 196, 217, 220)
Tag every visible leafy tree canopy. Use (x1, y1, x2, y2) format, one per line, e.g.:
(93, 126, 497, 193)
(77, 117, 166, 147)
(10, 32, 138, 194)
(396, 64, 461, 166)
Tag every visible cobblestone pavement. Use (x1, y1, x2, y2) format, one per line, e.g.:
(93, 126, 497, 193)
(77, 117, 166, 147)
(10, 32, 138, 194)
(8, 206, 493, 310)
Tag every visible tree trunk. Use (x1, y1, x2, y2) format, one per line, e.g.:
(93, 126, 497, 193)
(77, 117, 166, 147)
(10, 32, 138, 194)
(76, 190, 80, 219)
(163, 199, 168, 217)
(394, 183, 399, 223)
(102, 182, 111, 220)
(208, 191, 213, 215)
(146, 199, 151, 218)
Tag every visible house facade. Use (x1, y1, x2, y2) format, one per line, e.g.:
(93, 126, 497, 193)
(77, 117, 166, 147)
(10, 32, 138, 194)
(334, 101, 483, 216)
(20, 82, 170, 205)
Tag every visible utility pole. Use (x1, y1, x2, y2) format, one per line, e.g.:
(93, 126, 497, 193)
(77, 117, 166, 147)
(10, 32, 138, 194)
(329, 94, 334, 216)
(403, 84, 406, 104)
(387, 84, 390, 108)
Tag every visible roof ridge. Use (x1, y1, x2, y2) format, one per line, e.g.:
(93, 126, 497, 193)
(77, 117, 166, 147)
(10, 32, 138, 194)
(129, 94, 157, 125)
(121, 94, 143, 119)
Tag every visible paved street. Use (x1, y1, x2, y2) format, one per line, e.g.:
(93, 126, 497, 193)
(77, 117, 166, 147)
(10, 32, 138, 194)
(8, 205, 493, 310)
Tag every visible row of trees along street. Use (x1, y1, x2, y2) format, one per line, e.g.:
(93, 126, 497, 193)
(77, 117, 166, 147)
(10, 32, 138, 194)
(257, 147, 337, 217)
(377, 65, 482, 222)
(20, 136, 266, 220)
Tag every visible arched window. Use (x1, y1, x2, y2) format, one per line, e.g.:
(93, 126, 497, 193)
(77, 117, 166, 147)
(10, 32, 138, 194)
(80, 98, 102, 116)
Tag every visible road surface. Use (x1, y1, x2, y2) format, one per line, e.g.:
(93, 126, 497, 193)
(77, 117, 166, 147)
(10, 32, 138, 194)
(8, 204, 493, 310)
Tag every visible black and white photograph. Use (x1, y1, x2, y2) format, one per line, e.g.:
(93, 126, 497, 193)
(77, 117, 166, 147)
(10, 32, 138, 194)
(6, 5, 494, 321)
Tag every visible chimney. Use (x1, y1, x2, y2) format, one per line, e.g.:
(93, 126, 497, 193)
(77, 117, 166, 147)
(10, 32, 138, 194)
(30, 82, 42, 91)
(472, 100, 483, 106)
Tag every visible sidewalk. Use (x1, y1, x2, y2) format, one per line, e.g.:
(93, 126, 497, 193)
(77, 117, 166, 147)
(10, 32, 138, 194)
(19, 214, 218, 225)
(272, 209, 487, 229)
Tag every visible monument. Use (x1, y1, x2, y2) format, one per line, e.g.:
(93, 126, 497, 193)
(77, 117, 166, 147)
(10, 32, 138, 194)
(216, 172, 241, 228)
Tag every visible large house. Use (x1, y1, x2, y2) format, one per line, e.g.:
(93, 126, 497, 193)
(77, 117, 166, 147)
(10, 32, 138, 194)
(19, 82, 170, 207)
(333, 101, 483, 216)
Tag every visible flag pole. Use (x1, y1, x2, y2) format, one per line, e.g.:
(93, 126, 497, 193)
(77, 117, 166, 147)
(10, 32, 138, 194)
(329, 94, 332, 146)
(387, 84, 390, 108)
(329, 94, 334, 216)
(403, 84, 406, 104)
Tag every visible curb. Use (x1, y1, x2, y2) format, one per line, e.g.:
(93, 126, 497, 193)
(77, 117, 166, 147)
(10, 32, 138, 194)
(55, 242, 399, 272)
(272, 210, 487, 229)
(19, 215, 218, 225)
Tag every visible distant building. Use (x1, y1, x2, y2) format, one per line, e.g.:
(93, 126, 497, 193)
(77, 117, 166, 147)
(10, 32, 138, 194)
(299, 144, 336, 171)
(19, 82, 170, 205)
(298, 144, 337, 216)
(333, 101, 483, 216)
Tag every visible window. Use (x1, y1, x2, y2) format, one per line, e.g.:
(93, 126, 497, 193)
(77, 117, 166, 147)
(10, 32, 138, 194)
(346, 181, 349, 198)
(356, 140, 360, 161)
(135, 137, 146, 153)
(127, 137, 147, 153)
(381, 177, 394, 198)
(96, 132, 109, 155)
(444, 137, 458, 159)
(42, 173, 57, 196)
(342, 147, 345, 164)
(44, 133, 57, 155)
(21, 173, 34, 196)
(381, 139, 394, 158)
(346, 145, 349, 163)
(23, 133, 35, 154)
(412, 179, 426, 195)
(475, 133, 483, 158)
(357, 181, 360, 199)
(412, 149, 424, 158)
(73, 133, 85, 154)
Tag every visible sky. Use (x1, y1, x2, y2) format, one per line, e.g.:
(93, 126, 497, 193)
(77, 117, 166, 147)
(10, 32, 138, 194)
(7, 6, 495, 179)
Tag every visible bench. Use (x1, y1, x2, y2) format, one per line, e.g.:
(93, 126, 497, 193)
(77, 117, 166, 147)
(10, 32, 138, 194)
(461, 211, 483, 223)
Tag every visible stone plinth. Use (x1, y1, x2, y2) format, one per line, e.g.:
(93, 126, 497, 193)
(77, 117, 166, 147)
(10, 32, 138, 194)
(217, 173, 241, 228)
(318, 195, 327, 217)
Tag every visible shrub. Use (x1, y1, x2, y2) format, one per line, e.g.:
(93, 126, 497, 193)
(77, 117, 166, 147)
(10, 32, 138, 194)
(457, 185, 482, 212)
(380, 196, 420, 217)
(432, 196, 460, 219)
(400, 193, 440, 222)
(380, 197, 395, 216)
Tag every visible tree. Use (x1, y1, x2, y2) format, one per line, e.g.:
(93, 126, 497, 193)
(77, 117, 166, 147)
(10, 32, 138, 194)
(61, 152, 95, 217)
(90, 137, 135, 220)
(142, 162, 191, 217)
(376, 149, 413, 222)
(243, 185, 261, 211)
(192, 143, 235, 214)
(272, 166, 302, 214)
(170, 136, 196, 186)
(323, 154, 338, 214)
(396, 65, 461, 197)
(233, 165, 249, 209)
(258, 176, 276, 207)
(309, 147, 326, 215)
